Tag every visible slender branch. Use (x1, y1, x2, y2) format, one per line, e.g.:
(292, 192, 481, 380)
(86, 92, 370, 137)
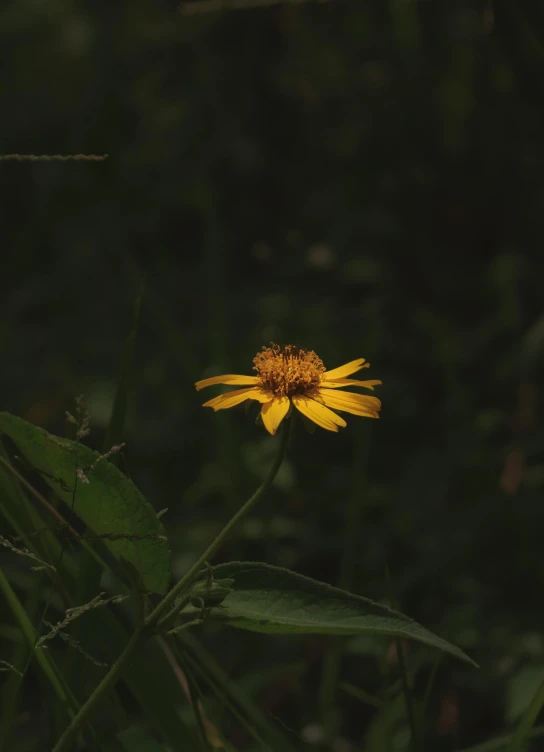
(0, 455, 80, 538)
(180, 0, 330, 15)
(396, 637, 418, 751)
(507, 673, 544, 752)
(51, 419, 292, 752)
(147, 417, 292, 628)
(0, 154, 108, 162)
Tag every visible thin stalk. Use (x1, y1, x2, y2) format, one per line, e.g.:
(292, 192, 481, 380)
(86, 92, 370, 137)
(507, 672, 544, 752)
(180, 630, 298, 752)
(0, 568, 71, 707)
(0, 577, 41, 748)
(148, 417, 292, 628)
(396, 637, 418, 751)
(338, 681, 385, 710)
(460, 725, 544, 752)
(420, 655, 441, 739)
(51, 419, 292, 752)
(0, 454, 79, 539)
(385, 564, 418, 751)
(319, 426, 371, 737)
(174, 641, 273, 752)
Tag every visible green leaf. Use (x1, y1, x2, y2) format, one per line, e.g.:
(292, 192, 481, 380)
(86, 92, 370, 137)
(0, 413, 170, 594)
(203, 562, 476, 666)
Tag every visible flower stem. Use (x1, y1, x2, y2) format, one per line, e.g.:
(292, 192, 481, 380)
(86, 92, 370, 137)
(147, 417, 292, 628)
(51, 419, 292, 752)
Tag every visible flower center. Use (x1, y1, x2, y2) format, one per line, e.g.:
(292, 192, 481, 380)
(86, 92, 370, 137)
(253, 343, 326, 397)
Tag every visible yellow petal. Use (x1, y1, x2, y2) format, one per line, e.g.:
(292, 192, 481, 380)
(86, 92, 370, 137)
(195, 374, 259, 392)
(292, 394, 347, 432)
(320, 378, 382, 390)
(322, 359, 369, 380)
(317, 388, 381, 418)
(260, 395, 290, 435)
(202, 387, 271, 411)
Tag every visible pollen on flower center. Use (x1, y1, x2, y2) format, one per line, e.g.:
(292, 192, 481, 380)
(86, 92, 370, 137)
(252, 343, 326, 397)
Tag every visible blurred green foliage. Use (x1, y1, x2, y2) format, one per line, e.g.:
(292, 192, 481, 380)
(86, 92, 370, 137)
(2, 0, 544, 749)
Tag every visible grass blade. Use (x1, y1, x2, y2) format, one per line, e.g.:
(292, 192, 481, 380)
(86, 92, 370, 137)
(507, 673, 544, 752)
(103, 283, 145, 457)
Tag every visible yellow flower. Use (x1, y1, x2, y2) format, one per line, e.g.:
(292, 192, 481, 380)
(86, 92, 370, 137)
(195, 344, 381, 436)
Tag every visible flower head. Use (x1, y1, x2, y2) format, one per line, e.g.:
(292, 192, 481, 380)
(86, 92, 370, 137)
(195, 343, 381, 435)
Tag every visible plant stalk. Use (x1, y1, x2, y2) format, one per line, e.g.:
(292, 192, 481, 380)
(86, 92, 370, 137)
(51, 418, 292, 752)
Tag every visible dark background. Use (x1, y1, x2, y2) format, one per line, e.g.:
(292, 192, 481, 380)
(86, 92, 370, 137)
(2, 0, 544, 748)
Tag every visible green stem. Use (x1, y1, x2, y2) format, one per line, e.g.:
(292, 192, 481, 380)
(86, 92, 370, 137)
(51, 419, 292, 752)
(507, 672, 544, 752)
(147, 417, 291, 628)
(318, 426, 371, 738)
(0, 568, 71, 708)
(396, 637, 418, 751)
